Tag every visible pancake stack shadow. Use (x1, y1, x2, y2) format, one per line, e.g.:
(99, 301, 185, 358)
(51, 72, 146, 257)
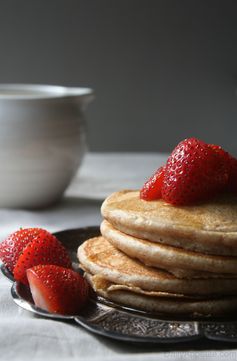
(78, 190, 237, 317)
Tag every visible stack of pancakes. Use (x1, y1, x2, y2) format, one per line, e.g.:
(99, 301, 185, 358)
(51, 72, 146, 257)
(78, 190, 237, 317)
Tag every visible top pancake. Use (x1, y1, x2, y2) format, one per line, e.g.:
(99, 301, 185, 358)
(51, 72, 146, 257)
(101, 190, 237, 255)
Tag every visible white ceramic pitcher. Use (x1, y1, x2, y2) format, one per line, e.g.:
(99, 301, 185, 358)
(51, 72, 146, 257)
(0, 84, 94, 208)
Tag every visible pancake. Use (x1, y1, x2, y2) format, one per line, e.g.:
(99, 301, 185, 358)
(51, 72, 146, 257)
(85, 272, 237, 317)
(77, 236, 237, 296)
(101, 220, 237, 276)
(85, 273, 207, 299)
(101, 190, 237, 256)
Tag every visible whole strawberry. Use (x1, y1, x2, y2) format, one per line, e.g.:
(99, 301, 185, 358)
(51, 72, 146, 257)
(27, 265, 89, 315)
(162, 138, 229, 205)
(14, 231, 71, 285)
(226, 155, 237, 193)
(0, 228, 49, 273)
(209, 144, 237, 193)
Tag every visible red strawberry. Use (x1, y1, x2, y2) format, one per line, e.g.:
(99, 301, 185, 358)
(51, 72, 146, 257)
(27, 265, 89, 315)
(140, 166, 165, 200)
(209, 144, 237, 193)
(208, 144, 230, 165)
(162, 138, 229, 205)
(14, 232, 71, 285)
(0, 228, 48, 273)
(228, 155, 237, 192)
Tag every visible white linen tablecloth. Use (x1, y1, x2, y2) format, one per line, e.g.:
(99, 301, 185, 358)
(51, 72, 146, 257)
(1, 152, 237, 361)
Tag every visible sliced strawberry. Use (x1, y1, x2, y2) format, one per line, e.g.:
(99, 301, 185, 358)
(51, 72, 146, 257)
(162, 138, 229, 205)
(0, 228, 48, 273)
(140, 166, 165, 200)
(27, 265, 89, 315)
(14, 232, 71, 285)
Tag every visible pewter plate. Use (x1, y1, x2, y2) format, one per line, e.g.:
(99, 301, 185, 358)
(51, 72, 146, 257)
(2, 226, 237, 343)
